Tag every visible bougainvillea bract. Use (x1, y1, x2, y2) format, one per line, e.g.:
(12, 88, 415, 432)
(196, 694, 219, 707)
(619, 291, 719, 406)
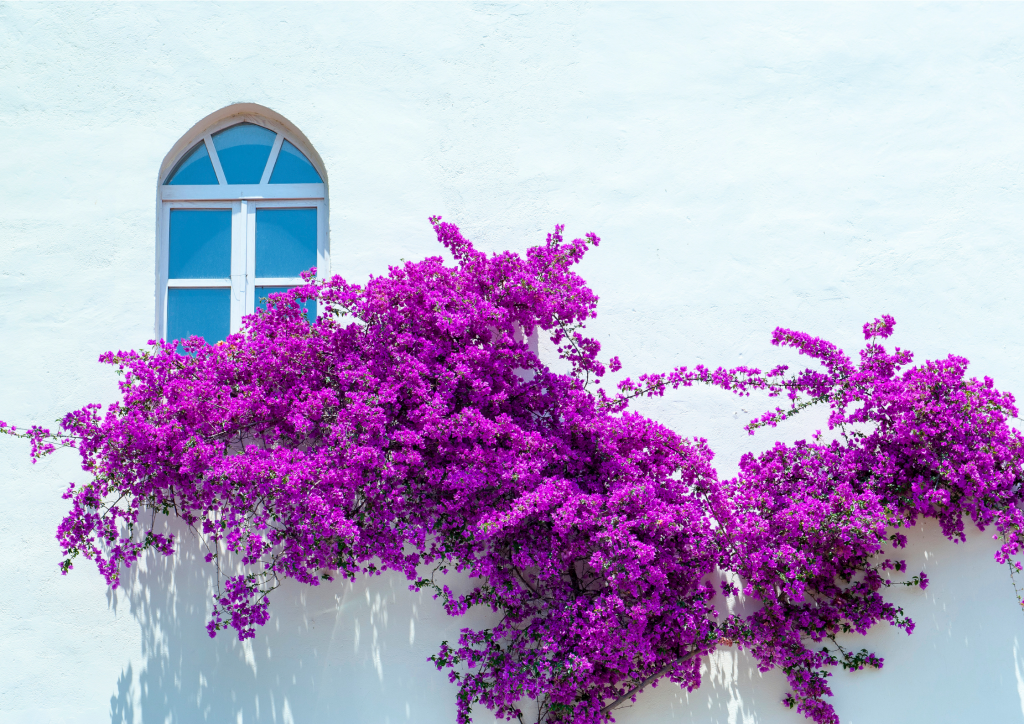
(5, 219, 1023, 724)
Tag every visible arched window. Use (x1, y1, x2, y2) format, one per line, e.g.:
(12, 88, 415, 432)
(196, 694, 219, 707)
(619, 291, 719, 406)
(157, 108, 328, 346)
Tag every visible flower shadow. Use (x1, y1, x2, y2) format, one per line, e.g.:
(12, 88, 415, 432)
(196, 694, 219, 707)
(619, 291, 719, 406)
(106, 516, 500, 724)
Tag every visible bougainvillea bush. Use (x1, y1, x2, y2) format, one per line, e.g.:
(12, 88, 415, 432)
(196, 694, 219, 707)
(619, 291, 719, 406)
(5, 218, 1024, 724)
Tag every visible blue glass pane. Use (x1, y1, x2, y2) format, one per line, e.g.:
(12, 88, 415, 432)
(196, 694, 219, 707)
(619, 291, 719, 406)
(165, 141, 219, 185)
(212, 123, 276, 184)
(269, 140, 323, 184)
(255, 208, 317, 277)
(256, 286, 316, 323)
(169, 209, 231, 278)
(167, 288, 230, 345)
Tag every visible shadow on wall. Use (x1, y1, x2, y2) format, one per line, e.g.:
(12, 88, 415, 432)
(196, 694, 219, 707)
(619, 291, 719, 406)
(106, 518, 1024, 724)
(106, 517, 502, 724)
(613, 519, 1024, 724)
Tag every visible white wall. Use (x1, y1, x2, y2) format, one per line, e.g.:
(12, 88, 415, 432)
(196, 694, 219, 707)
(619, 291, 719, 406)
(2, 3, 1024, 723)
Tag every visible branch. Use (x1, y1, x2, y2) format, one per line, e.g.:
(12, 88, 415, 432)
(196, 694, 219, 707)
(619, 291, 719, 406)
(600, 649, 699, 716)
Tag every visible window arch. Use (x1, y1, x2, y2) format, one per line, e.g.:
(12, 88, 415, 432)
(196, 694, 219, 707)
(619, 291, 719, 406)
(157, 106, 328, 345)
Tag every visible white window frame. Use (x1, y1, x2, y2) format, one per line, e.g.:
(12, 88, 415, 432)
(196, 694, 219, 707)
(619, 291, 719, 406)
(157, 115, 328, 340)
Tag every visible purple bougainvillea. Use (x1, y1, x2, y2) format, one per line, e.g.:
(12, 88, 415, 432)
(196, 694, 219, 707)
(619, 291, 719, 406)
(5, 218, 1024, 724)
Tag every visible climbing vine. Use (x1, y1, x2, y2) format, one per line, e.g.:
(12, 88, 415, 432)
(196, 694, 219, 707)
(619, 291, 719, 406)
(5, 218, 1023, 724)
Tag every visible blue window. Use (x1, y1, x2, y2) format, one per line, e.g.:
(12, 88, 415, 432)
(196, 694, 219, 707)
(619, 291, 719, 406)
(165, 142, 219, 186)
(255, 287, 317, 323)
(269, 141, 323, 184)
(169, 210, 231, 279)
(160, 114, 327, 349)
(212, 123, 277, 185)
(255, 209, 317, 278)
(167, 289, 231, 346)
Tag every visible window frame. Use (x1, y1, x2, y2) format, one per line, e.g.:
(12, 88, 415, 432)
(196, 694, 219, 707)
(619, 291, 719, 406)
(157, 114, 328, 342)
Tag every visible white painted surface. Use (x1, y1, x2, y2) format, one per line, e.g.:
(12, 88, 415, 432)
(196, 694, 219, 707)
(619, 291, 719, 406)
(2, 3, 1024, 722)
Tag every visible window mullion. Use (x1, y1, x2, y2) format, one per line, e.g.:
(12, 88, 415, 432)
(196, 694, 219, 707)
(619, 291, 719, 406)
(245, 201, 257, 317)
(158, 202, 171, 339)
(260, 134, 285, 185)
(230, 200, 247, 333)
(205, 134, 228, 186)
(316, 199, 327, 319)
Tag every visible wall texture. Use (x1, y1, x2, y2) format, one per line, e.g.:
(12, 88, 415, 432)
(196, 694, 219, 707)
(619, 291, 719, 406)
(2, 3, 1024, 723)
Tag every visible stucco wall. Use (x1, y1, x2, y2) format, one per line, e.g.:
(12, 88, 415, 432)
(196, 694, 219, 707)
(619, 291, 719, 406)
(2, 3, 1024, 723)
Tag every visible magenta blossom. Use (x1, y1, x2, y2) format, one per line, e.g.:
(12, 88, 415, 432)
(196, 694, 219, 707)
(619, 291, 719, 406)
(5, 220, 1022, 724)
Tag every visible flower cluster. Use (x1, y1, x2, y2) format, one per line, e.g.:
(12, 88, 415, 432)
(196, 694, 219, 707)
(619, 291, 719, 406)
(5, 220, 1023, 724)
